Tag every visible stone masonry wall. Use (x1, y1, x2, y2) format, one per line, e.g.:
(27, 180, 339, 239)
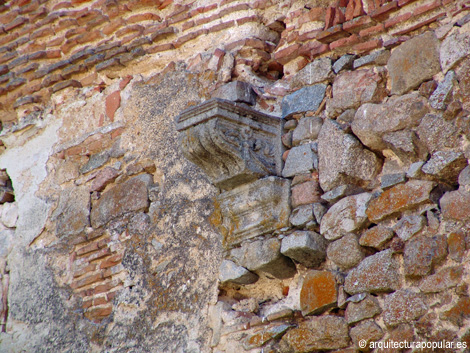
(0, 0, 469, 352)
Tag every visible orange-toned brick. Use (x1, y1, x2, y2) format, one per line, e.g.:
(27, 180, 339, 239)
(345, 0, 365, 20)
(92, 279, 122, 295)
(370, 1, 399, 19)
(115, 24, 144, 37)
(102, 17, 125, 36)
(71, 273, 102, 289)
(106, 290, 118, 301)
(173, 29, 207, 48)
(127, 12, 162, 24)
(316, 24, 348, 43)
(46, 50, 61, 59)
(47, 36, 64, 47)
(100, 254, 124, 269)
(413, 0, 442, 16)
(298, 7, 325, 25)
(384, 12, 412, 28)
(167, 11, 190, 25)
(79, 247, 111, 263)
(391, 11, 445, 35)
(208, 20, 235, 33)
(343, 14, 374, 32)
(236, 15, 260, 25)
(82, 299, 93, 309)
(148, 43, 174, 53)
(52, 2, 73, 11)
(398, 0, 418, 5)
(73, 263, 97, 278)
(274, 43, 301, 65)
(84, 305, 112, 321)
(329, 33, 360, 50)
(182, 20, 195, 31)
(353, 38, 382, 52)
(0, 10, 19, 25)
(92, 296, 109, 306)
(195, 13, 219, 26)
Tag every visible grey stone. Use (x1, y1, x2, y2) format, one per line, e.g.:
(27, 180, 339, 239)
(407, 161, 425, 178)
(284, 119, 298, 130)
(327, 233, 364, 270)
(458, 166, 470, 188)
(289, 205, 313, 227)
(440, 30, 470, 73)
(313, 203, 328, 223)
(321, 184, 364, 203)
(318, 119, 381, 192)
(282, 84, 327, 118)
(417, 114, 460, 154)
(1, 202, 18, 228)
(292, 116, 323, 146)
(212, 81, 256, 105)
(281, 230, 327, 267)
(230, 237, 296, 279)
(393, 215, 425, 241)
(422, 151, 467, 184)
(383, 289, 427, 327)
(429, 70, 456, 110)
(336, 108, 356, 125)
(333, 54, 356, 73)
(292, 58, 332, 88)
(320, 193, 372, 241)
(346, 294, 382, 324)
(347, 292, 367, 303)
(381, 173, 406, 189)
(350, 319, 384, 350)
(344, 249, 401, 295)
(388, 32, 441, 95)
(281, 130, 293, 148)
(219, 260, 258, 285)
(404, 235, 448, 277)
(352, 93, 429, 151)
(419, 266, 463, 293)
(217, 177, 290, 248)
(359, 225, 394, 250)
(353, 49, 390, 69)
(52, 186, 90, 237)
(382, 129, 428, 163)
(282, 144, 317, 177)
(80, 151, 110, 174)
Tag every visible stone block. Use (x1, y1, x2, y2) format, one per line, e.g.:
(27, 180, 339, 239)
(321, 184, 364, 203)
(291, 180, 322, 208)
(346, 294, 382, 325)
(327, 233, 364, 269)
(440, 30, 470, 73)
(407, 161, 425, 179)
(429, 70, 455, 110)
(243, 323, 292, 350)
(1, 202, 18, 228)
(417, 114, 460, 154)
(458, 166, 470, 188)
(291, 57, 332, 88)
(447, 231, 466, 262)
(320, 193, 372, 241)
(393, 215, 425, 241)
(383, 289, 427, 327)
(52, 185, 90, 238)
(281, 84, 327, 119)
(440, 297, 470, 327)
(312, 202, 327, 223)
(350, 320, 384, 351)
(344, 249, 401, 295)
(230, 237, 296, 279)
(282, 144, 317, 178)
(292, 117, 323, 146)
(418, 266, 462, 293)
(218, 260, 258, 285)
(280, 231, 327, 267)
(353, 49, 390, 69)
(387, 32, 441, 95)
(333, 54, 356, 73)
(404, 235, 447, 277)
(381, 173, 406, 189)
(440, 189, 470, 222)
(382, 130, 428, 164)
(216, 177, 290, 248)
(359, 225, 394, 250)
(212, 81, 256, 105)
(80, 151, 110, 174)
(422, 151, 467, 185)
(90, 167, 119, 192)
(300, 270, 337, 316)
(289, 205, 313, 227)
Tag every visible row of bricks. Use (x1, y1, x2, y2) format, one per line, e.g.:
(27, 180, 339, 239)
(71, 257, 124, 289)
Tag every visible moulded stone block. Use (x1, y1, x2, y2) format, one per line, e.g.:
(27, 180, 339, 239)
(212, 81, 256, 105)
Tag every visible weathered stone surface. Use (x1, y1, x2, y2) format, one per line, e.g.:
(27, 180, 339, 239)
(447, 231, 466, 262)
(380, 173, 406, 190)
(291, 180, 322, 208)
(417, 114, 460, 154)
(289, 205, 313, 227)
(281, 231, 327, 267)
(52, 186, 91, 237)
(300, 270, 337, 316)
(282, 84, 327, 118)
(388, 32, 441, 95)
(291, 58, 332, 88)
(383, 289, 427, 327)
(327, 69, 386, 116)
(419, 266, 462, 293)
(282, 144, 317, 178)
(392, 215, 425, 241)
(459, 166, 470, 188)
(440, 297, 470, 327)
(404, 235, 447, 277)
(212, 81, 256, 105)
(216, 177, 290, 248)
(292, 116, 323, 146)
(440, 30, 470, 73)
(441, 189, 470, 222)
(327, 233, 364, 269)
(353, 49, 390, 69)
(282, 130, 293, 148)
(422, 151, 467, 184)
(346, 294, 381, 325)
(344, 249, 400, 295)
(1, 202, 18, 228)
(90, 174, 151, 228)
(359, 225, 394, 250)
(318, 119, 381, 192)
(219, 260, 258, 285)
(350, 319, 384, 351)
(382, 130, 427, 163)
(321, 184, 364, 203)
(429, 70, 456, 110)
(230, 237, 296, 279)
(333, 54, 355, 73)
(244, 323, 292, 350)
(80, 151, 110, 174)
(90, 167, 119, 192)
(313, 202, 327, 223)
(366, 180, 435, 222)
(352, 93, 428, 151)
(320, 193, 372, 240)
(407, 161, 425, 179)
(280, 316, 350, 352)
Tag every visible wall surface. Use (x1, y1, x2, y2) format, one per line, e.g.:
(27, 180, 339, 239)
(0, 0, 470, 352)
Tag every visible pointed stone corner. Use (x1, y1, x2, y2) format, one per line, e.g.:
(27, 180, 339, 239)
(176, 98, 284, 190)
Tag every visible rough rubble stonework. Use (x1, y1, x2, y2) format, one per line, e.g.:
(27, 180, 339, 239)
(1, 0, 470, 352)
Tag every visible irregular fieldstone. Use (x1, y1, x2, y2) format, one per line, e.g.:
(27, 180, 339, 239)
(318, 119, 381, 192)
(282, 144, 317, 178)
(459, 166, 470, 188)
(243, 323, 292, 350)
(440, 297, 470, 327)
(422, 151, 467, 184)
(353, 49, 390, 69)
(337, 108, 356, 125)
(383, 289, 427, 327)
(80, 151, 110, 174)
(313, 203, 327, 223)
(393, 215, 425, 241)
(381, 173, 406, 190)
(281, 231, 327, 268)
(429, 70, 456, 110)
(280, 316, 350, 352)
(327, 69, 386, 117)
(212, 81, 256, 105)
(366, 180, 436, 222)
(350, 319, 384, 351)
(289, 205, 313, 227)
(90, 174, 152, 228)
(230, 237, 296, 279)
(440, 30, 470, 73)
(352, 93, 428, 151)
(327, 233, 364, 270)
(440, 189, 470, 222)
(52, 186, 90, 238)
(344, 249, 401, 295)
(219, 260, 258, 285)
(382, 130, 427, 163)
(419, 79, 438, 98)
(419, 266, 462, 293)
(388, 32, 441, 95)
(292, 116, 323, 146)
(282, 84, 327, 118)
(417, 114, 460, 154)
(333, 54, 355, 73)
(407, 161, 425, 179)
(90, 167, 119, 192)
(404, 235, 447, 277)
(1, 202, 18, 228)
(321, 184, 364, 203)
(291, 180, 322, 208)
(320, 193, 372, 240)
(281, 130, 293, 148)
(359, 225, 394, 250)
(346, 294, 382, 325)
(300, 270, 337, 316)
(447, 231, 466, 262)
(291, 58, 332, 88)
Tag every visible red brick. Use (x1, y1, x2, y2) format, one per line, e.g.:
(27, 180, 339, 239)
(0, 32, 18, 46)
(274, 43, 301, 65)
(30, 27, 54, 39)
(52, 1, 72, 11)
(391, 12, 445, 35)
(75, 30, 103, 44)
(106, 290, 118, 301)
(182, 20, 195, 31)
(80, 247, 112, 263)
(76, 239, 107, 256)
(82, 299, 93, 309)
(105, 90, 121, 121)
(370, 1, 399, 19)
(73, 263, 97, 278)
(173, 29, 207, 48)
(316, 24, 349, 43)
(325, 6, 336, 29)
(4, 17, 27, 32)
(413, 0, 442, 16)
(345, 0, 365, 20)
(333, 6, 346, 26)
(384, 11, 412, 28)
(236, 15, 260, 25)
(298, 29, 321, 42)
(330, 33, 360, 50)
(115, 24, 144, 37)
(298, 7, 325, 25)
(84, 305, 112, 321)
(148, 43, 174, 53)
(46, 50, 61, 59)
(353, 38, 383, 52)
(195, 13, 219, 26)
(76, 10, 103, 26)
(398, 0, 419, 6)
(343, 15, 374, 32)
(208, 20, 235, 33)
(102, 17, 125, 36)
(252, 0, 269, 9)
(71, 273, 102, 289)
(299, 41, 329, 58)
(127, 12, 162, 24)
(91, 279, 122, 295)
(0, 10, 19, 25)
(92, 296, 110, 306)
(218, 3, 250, 18)
(47, 37, 64, 47)
(359, 22, 385, 36)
